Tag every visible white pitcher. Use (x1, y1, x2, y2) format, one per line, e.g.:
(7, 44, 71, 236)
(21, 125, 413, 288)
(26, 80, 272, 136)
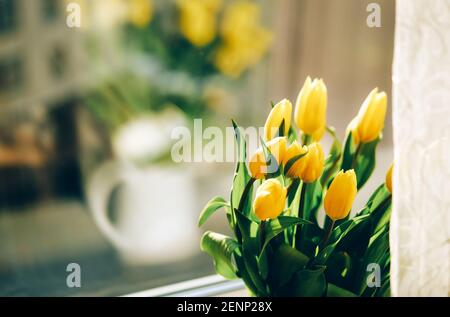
(86, 160, 199, 265)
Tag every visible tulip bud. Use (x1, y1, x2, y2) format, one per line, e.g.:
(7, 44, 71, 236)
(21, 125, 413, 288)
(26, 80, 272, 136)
(385, 163, 393, 193)
(294, 77, 327, 141)
(324, 170, 357, 221)
(349, 88, 387, 144)
(282, 141, 308, 178)
(302, 142, 325, 183)
(284, 142, 324, 183)
(249, 137, 287, 179)
(253, 178, 287, 220)
(264, 99, 292, 141)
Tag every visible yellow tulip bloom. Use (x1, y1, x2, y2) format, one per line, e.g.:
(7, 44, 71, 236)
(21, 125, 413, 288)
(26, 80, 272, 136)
(324, 170, 357, 221)
(349, 88, 388, 144)
(294, 77, 327, 141)
(249, 137, 287, 179)
(283, 142, 324, 183)
(301, 142, 325, 183)
(264, 99, 292, 141)
(253, 178, 287, 221)
(386, 163, 393, 193)
(283, 141, 308, 178)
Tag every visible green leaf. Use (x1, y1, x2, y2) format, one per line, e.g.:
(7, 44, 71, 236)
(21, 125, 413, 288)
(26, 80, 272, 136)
(235, 210, 259, 255)
(260, 137, 280, 177)
(230, 120, 252, 216)
(354, 139, 379, 189)
(200, 231, 239, 280)
(284, 266, 327, 297)
(357, 229, 390, 295)
(260, 216, 312, 256)
(314, 214, 370, 265)
(288, 125, 299, 144)
(268, 244, 309, 291)
(321, 126, 343, 188)
(198, 196, 229, 227)
(240, 246, 268, 296)
(327, 283, 357, 297)
(341, 132, 356, 171)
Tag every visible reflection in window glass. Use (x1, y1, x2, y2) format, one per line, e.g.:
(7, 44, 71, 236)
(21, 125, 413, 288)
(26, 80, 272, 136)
(0, 0, 395, 297)
(0, 57, 22, 95)
(0, 0, 16, 34)
(41, 0, 60, 22)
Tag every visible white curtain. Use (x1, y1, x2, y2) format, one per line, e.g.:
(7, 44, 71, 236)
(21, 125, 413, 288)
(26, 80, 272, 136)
(391, 0, 450, 296)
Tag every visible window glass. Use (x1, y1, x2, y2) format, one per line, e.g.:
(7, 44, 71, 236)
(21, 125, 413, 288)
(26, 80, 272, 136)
(0, 0, 395, 296)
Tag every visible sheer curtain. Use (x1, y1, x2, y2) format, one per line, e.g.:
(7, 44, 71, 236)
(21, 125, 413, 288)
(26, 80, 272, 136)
(391, 0, 450, 296)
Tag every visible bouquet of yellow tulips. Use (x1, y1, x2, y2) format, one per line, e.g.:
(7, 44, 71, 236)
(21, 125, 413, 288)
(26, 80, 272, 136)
(198, 77, 393, 297)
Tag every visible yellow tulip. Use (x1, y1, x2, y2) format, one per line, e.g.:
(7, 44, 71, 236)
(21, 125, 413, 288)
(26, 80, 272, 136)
(128, 0, 154, 28)
(349, 88, 387, 144)
(178, 0, 218, 47)
(324, 170, 357, 221)
(294, 77, 327, 141)
(253, 178, 287, 221)
(283, 142, 324, 183)
(264, 99, 292, 141)
(301, 142, 325, 183)
(283, 141, 308, 178)
(386, 163, 393, 193)
(249, 137, 287, 179)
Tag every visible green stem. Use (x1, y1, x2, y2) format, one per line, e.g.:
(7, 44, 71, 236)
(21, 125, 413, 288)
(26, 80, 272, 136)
(351, 143, 362, 170)
(259, 220, 266, 253)
(293, 181, 307, 248)
(302, 134, 312, 146)
(320, 218, 336, 248)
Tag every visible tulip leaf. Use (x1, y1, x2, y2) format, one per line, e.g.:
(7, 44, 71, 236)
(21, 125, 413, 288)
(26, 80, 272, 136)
(341, 132, 356, 171)
(321, 126, 343, 188)
(327, 283, 358, 297)
(260, 216, 312, 256)
(235, 209, 259, 255)
(357, 229, 390, 295)
(260, 137, 281, 177)
(288, 125, 299, 144)
(268, 244, 309, 291)
(287, 178, 301, 208)
(200, 231, 239, 280)
(279, 266, 327, 297)
(231, 120, 252, 219)
(354, 138, 379, 189)
(198, 196, 230, 227)
(239, 246, 268, 296)
(313, 214, 370, 265)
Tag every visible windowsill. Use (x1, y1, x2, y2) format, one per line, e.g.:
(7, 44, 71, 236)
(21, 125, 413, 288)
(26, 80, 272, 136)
(124, 275, 247, 297)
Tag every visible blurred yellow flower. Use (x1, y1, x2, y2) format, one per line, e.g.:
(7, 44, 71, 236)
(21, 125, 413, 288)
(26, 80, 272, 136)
(214, 0, 272, 78)
(294, 77, 327, 141)
(249, 137, 287, 179)
(348, 88, 387, 144)
(324, 170, 357, 221)
(128, 0, 154, 28)
(253, 178, 287, 221)
(177, 0, 222, 47)
(386, 163, 393, 193)
(264, 99, 292, 141)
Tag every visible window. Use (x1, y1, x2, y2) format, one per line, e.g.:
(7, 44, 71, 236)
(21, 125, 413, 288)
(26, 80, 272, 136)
(0, 0, 396, 297)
